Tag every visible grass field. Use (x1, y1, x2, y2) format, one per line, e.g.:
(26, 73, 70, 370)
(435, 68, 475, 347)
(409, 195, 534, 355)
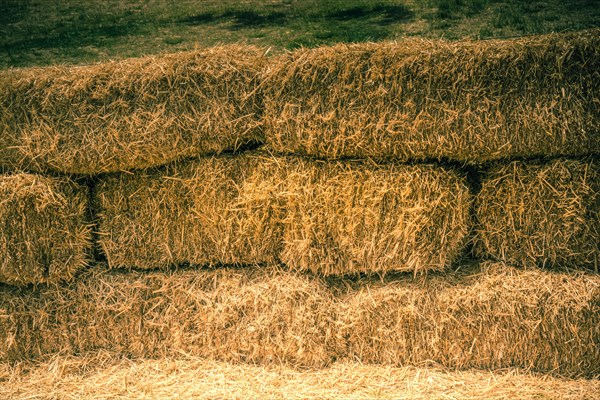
(1, 0, 599, 68)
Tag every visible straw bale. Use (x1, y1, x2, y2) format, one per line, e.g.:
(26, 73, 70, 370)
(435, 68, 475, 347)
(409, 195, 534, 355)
(0, 173, 91, 285)
(2, 262, 596, 377)
(0, 266, 337, 368)
(0, 45, 265, 175)
(338, 261, 600, 378)
(263, 29, 599, 162)
(96, 153, 287, 269)
(476, 159, 599, 270)
(2, 353, 599, 400)
(282, 159, 471, 275)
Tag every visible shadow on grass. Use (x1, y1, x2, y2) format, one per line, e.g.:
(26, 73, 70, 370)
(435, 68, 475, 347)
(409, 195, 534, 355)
(5, 22, 141, 52)
(327, 4, 413, 24)
(182, 2, 413, 30)
(0, 0, 31, 24)
(183, 10, 288, 28)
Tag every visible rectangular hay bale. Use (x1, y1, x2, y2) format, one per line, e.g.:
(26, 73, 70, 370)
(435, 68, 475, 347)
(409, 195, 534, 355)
(263, 30, 599, 162)
(475, 159, 599, 270)
(0, 266, 338, 368)
(96, 153, 287, 269)
(282, 159, 471, 275)
(0, 45, 265, 175)
(0, 173, 91, 285)
(336, 261, 600, 378)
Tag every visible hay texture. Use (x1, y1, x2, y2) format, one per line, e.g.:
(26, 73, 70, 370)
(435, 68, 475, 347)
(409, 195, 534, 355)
(1, 262, 597, 377)
(263, 29, 599, 162)
(476, 159, 599, 270)
(0, 173, 91, 285)
(0, 266, 337, 368)
(96, 154, 287, 269)
(0, 45, 264, 175)
(337, 261, 600, 378)
(3, 354, 599, 400)
(282, 159, 471, 275)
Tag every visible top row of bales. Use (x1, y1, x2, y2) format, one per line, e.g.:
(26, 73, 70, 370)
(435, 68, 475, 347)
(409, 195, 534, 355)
(1, 30, 598, 175)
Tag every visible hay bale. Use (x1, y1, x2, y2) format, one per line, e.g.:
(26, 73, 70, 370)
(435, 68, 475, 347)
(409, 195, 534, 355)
(96, 153, 287, 269)
(0, 173, 91, 285)
(1, 262, 597, 377)
(0, 266, 338, 368)
(0, 45, 265, 175)
(263, 30, 599, 162)
(3, 353, 600, 400)
(282, 159, 471, 275)
(475, 159, 599, 270)
(337, 261, 600, 378)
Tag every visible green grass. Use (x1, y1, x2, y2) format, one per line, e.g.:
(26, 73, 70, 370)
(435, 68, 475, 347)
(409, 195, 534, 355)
(1, 0, 599, 68)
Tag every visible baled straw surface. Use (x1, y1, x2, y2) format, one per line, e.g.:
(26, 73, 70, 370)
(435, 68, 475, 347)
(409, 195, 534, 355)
(263, 30, 599, 163)
(282, 159, 471, 275)
(0, 173, 91, 285)
(338, 261, 600, 378)
(0, 45, 265, 175)
(2, 353, 599, 400)
(0, 266, 337, 367)
(96, 153, 287, 269)
(1, 262, 597, 377)
(476, 159, 599, 270)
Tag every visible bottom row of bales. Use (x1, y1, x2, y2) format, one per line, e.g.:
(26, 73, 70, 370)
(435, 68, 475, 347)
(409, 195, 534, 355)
(0, 154, 598, 286)
(1, 261, 598, 378)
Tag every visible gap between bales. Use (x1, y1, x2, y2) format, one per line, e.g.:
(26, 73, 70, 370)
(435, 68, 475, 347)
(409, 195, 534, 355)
(0, 262, 598, 378)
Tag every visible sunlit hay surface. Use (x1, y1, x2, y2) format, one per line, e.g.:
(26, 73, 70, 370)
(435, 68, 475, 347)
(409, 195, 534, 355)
(2, 353, 599, 400)
(0, 266, 338, 368)
(0, 173, 91, 285)
(282, 159, 471, 275)
(1, 262, 597, 377)
(263, 30, 599, 163)
(96, 153, 287, 270)
(337, 261, 600, 378)
(476, 159, 599, 270)
(0, 45, 265, 175)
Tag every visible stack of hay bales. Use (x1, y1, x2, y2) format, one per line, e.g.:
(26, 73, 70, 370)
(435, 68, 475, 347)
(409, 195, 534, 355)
(1, 29, 599, 397)
(263, 28, 599, 272)
(0, 45, 267, 287)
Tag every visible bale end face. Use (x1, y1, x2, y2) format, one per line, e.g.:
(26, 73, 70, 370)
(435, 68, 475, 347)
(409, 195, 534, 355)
(476, 159, 599, 270)
(0, 173, 91, 285)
